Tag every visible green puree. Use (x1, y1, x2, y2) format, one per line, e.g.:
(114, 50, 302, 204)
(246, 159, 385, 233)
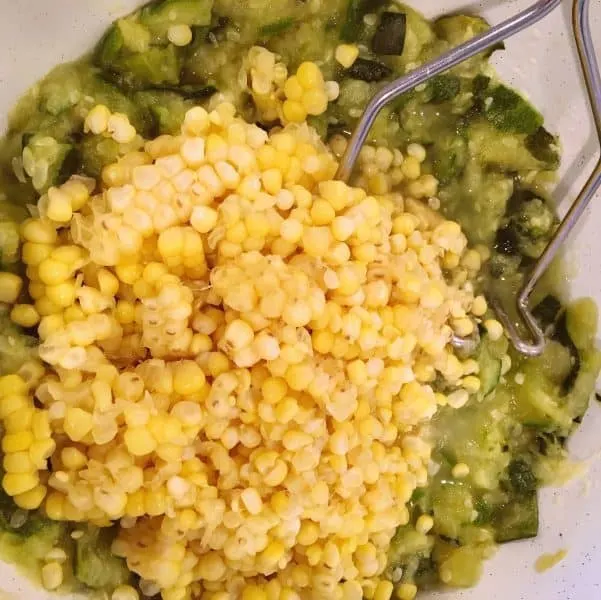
(0, 0, 598, 594)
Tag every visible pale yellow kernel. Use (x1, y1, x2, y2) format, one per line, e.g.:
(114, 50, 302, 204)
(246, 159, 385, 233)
(284, 76, 304, 101)
(283, 100, 307, 124)
(41, 561, 63, 591)
(84, 104, 111, 135)
(302, 89, 328, 116)
(452, 462, 470, 479)
(415, 514, 434, 534)
(462, 375, 481, 394)
(0, 272, 23, 304)
(396, 583, 417, 600)
(484, 319, 504, 341)
(14, 484, 47, 510)
(46, 188, 73, 222)
(335, 44, 360, 68)
(63, 408, 93, 442)
(10, 304, 40, 328)
(168, 24, 193, 46)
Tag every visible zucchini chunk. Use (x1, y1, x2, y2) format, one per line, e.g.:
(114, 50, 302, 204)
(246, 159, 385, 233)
(372, 12, 407, 55)
(74, 526, 130, 589)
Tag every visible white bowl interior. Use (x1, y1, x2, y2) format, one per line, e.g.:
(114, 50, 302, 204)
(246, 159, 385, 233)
(1, 1, 600, 598)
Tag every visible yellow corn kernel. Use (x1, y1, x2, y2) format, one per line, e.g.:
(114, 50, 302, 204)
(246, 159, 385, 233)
(0, 392, 29, 418)
(20, 219, 57, 245)
(0, 272, 23, 304)
(373, 581, 394, 600)
(124, 427, 157, 456)
(296, 62, 324, 89)
(3, 451, 35, 474)
(262, 168, 283, 194)
(41, 561, 63, 591)
(30, 439, 57, 468)
(415, 514, 434, 535)
(62, 178, 91, 211)
(335, 44, 359, 68)
(97, 268, 120, 297)
(2, 431, 33, 453)
(44, 492, 65, 520)
(10, 304, 40, 328)
(241, 585, 267, 600)
(115, 300, 136, 324)
(31, 410, 51, 439)
(282, 100, 307, 124)
(112, 585, 140, 600)
(452, 462, 470, 479)
(84, 104, 111, 134)
(61, 447, 87, 471)
(38, 314, 65, 340)
(3, 471, 39, 496)
(168, 23, 193, 46)
(302, 89, 328, 116)
(3, 404, 33, 432)
(172, 360, 206, 395)
(124, 489, 145, 518)
(484, 319, 504, 341)
(38, 258, 70, 286)
(35, 296, 62, 317)
(284, 75, 304, 101)
(14, 483, 47, 510)
(63, 407, 94, 442)
(45, 281, 76, 308)
(46, 187, 73, 222)
(395, 584, 417, 600)
(21, 242, 53, 266)
(115, 263, 143, 284)
(145, 487, 166, 516)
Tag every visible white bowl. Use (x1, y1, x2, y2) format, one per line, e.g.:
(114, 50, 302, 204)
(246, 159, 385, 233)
(0, 1, 600, 598)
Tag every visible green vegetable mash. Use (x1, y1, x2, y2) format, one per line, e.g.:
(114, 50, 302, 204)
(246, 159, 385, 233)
(0, 0, 598, 595)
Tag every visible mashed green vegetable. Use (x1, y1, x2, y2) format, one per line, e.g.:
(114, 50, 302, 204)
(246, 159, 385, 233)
(0, 0, 598, 595)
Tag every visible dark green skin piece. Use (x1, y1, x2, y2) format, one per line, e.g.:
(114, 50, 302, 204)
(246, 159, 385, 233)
(507, 459, 538, 494)
(372, 12, 407, 55)
(427, 75, 461, 104)
(532, 295, 563, 331)
(345, 58, 392, 82)
(484, 85, 544, 135)
(259, 17, 296, 38)
(525, 126, 560, 168)
(552, 312, 581, 395)
(145, 84, 217, 99)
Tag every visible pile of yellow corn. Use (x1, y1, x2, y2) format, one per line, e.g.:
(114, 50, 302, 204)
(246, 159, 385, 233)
(0, 57, 493, 600)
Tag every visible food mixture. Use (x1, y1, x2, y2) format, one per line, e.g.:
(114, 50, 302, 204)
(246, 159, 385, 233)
(0, 1, 598, 600)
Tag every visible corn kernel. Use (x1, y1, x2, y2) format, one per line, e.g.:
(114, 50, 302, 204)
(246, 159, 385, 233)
(335, 44, 359, 68)
(3, 472, 39, 496)
(396, 584, 417, 600)
(63, 407, 93, 442)
(10, 304, 40, 328)
(168, 24, 193, 46)
(0, 272, 23, 303)
(41, 561, 63, 591)
(14, 484, 47, 510)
